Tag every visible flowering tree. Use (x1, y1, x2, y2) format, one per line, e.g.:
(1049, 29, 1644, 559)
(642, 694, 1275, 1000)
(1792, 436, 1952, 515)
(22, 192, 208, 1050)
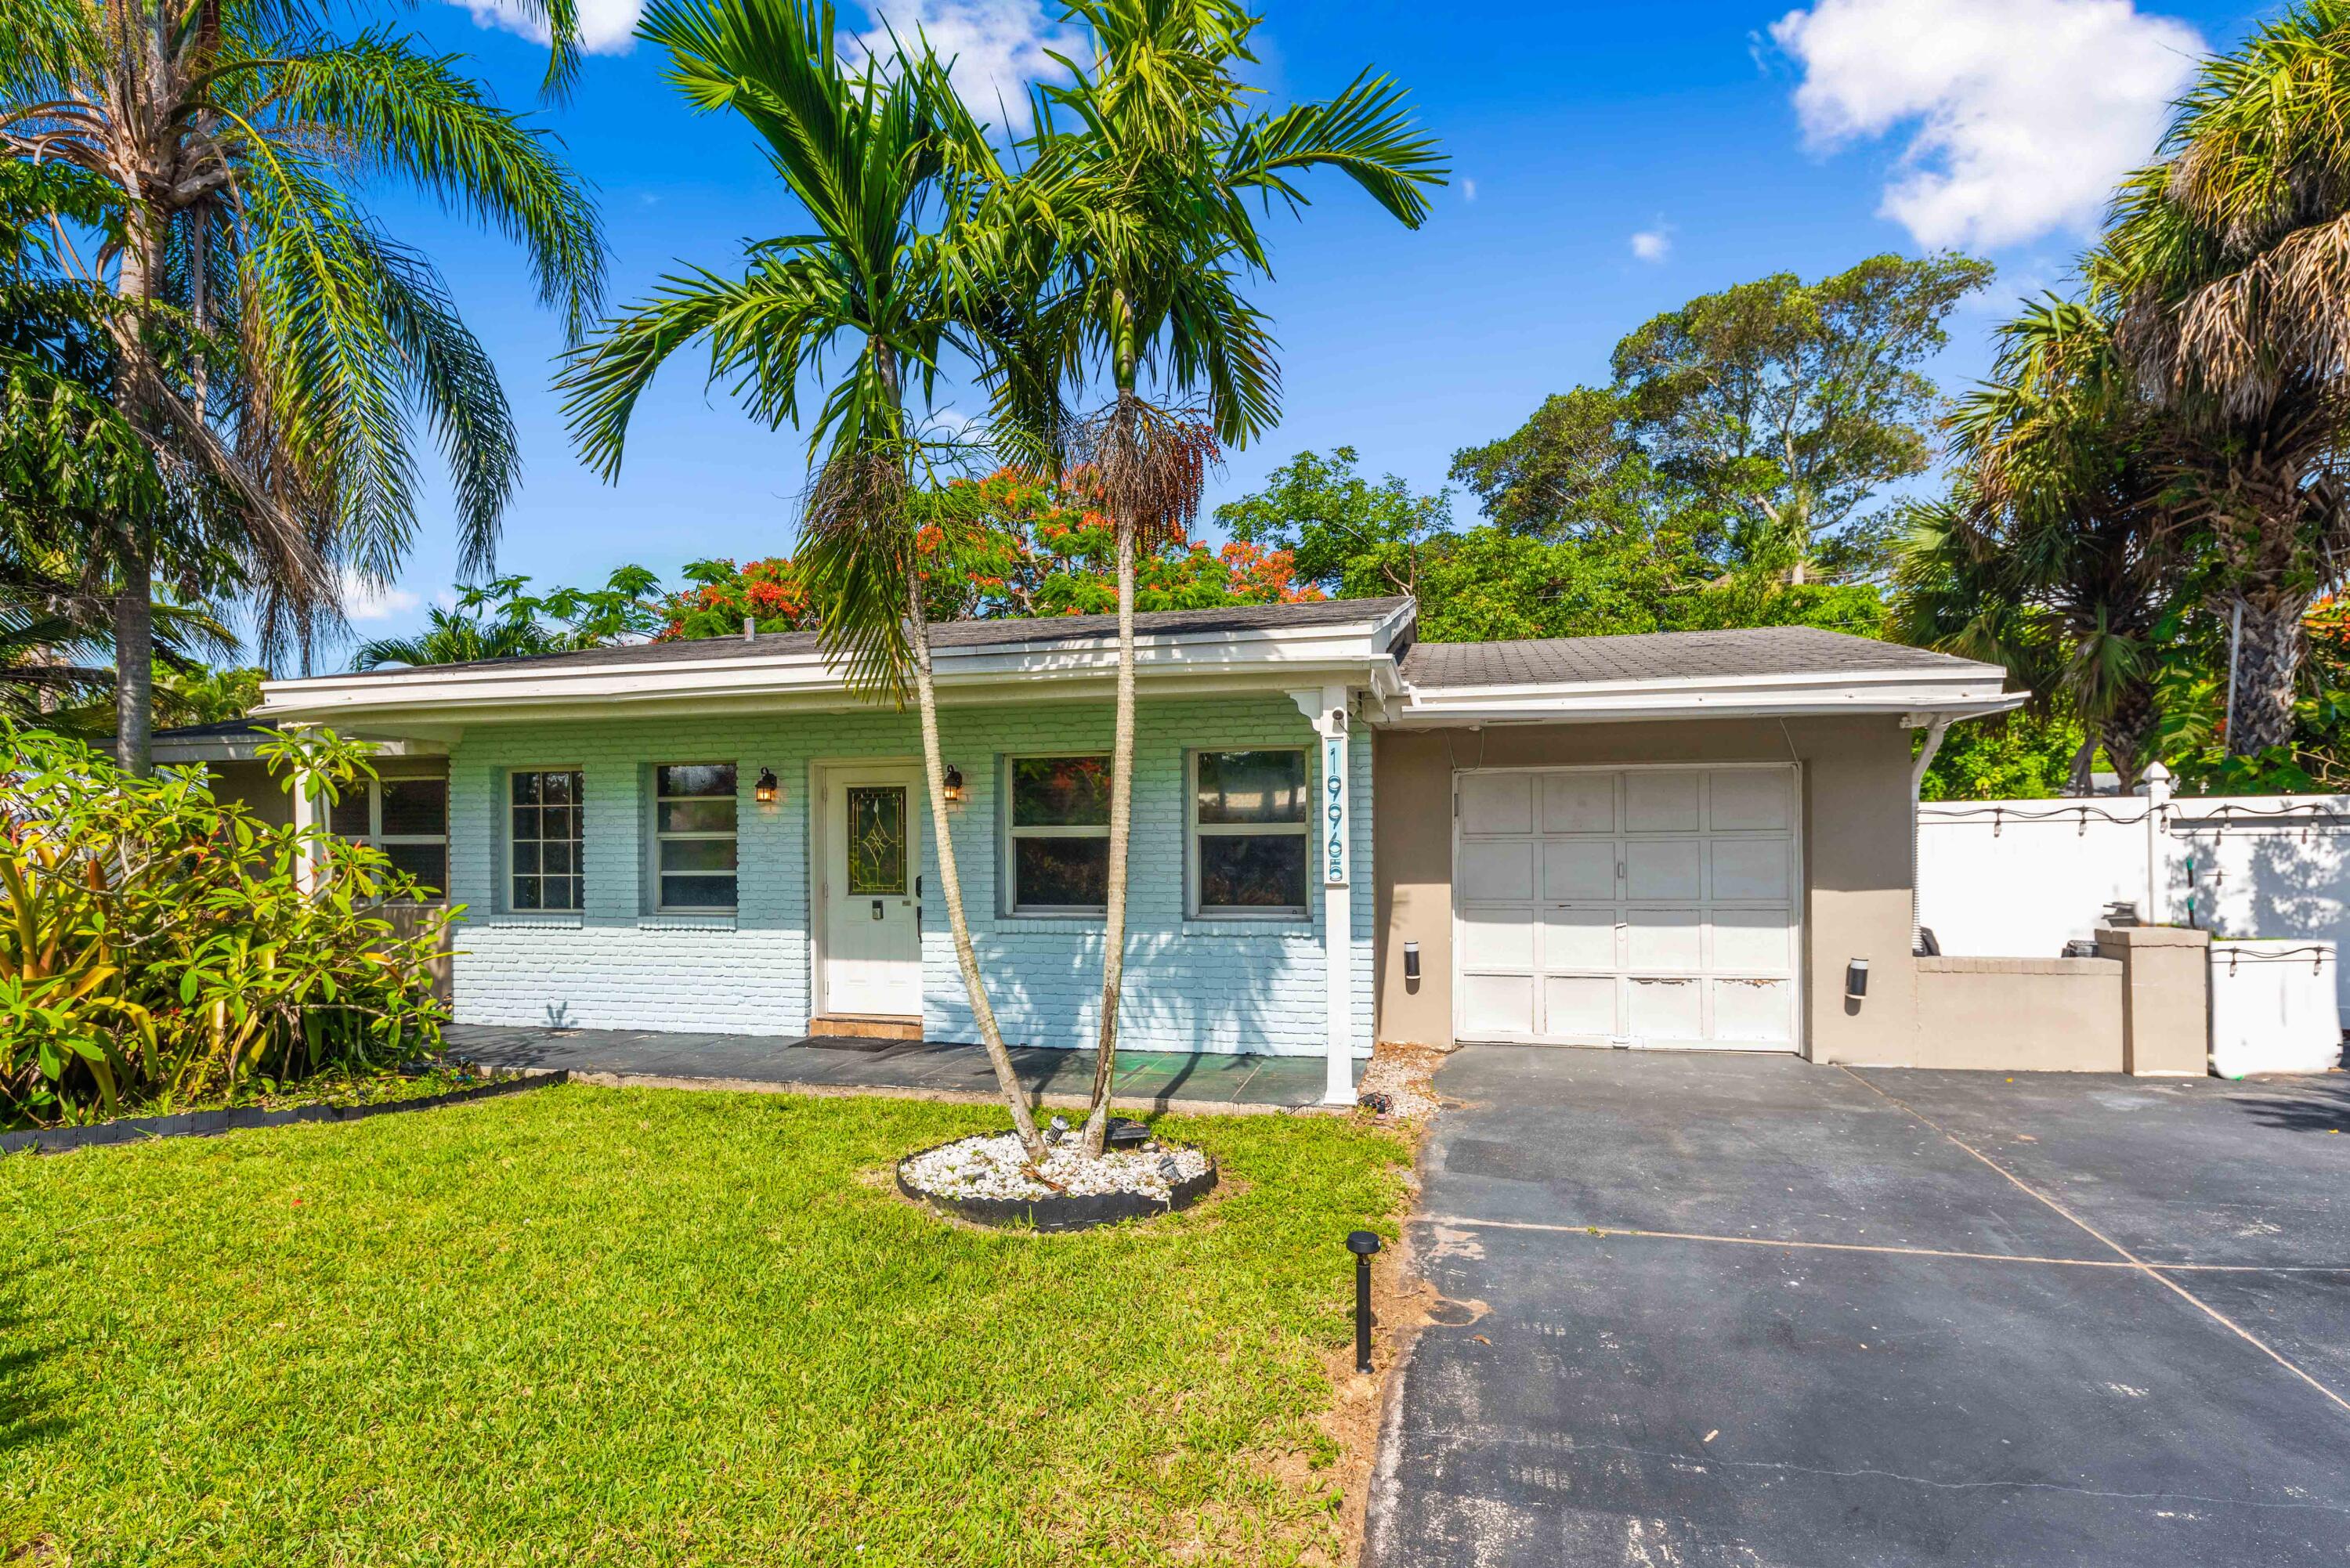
(650, 471, 1316, 640)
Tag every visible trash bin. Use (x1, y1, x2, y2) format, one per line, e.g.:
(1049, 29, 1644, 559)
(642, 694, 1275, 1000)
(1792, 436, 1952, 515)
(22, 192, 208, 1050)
(2208, 939, 2342, 1078)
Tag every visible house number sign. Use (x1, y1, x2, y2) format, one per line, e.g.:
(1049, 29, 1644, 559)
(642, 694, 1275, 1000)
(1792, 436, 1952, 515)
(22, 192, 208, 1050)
(1323, 714, 1349, 887)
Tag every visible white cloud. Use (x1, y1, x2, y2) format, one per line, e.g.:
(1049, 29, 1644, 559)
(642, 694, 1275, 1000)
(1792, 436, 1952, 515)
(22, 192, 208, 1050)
(1462, 177, 1478, 203)
(851, 0, 1081, 132)
(1769, 0, 2202, 250)
(453, 0, 643, 54)
(1630, 225, 1672, 263)
(341, 572, 421, 624)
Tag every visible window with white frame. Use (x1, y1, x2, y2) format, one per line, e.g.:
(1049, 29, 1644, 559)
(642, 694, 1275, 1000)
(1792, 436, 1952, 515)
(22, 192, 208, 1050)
(1189, 749, 1309, 917)
(1003, 754, 1111, 914)
(327, 774, 448, 900)
(653, 763, 738, 911)
(509, 769, 584, 912)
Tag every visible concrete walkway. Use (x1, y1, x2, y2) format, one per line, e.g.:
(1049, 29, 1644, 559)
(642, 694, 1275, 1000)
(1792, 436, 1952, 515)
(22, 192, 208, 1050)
(443, 1023, 1348, 1113)
(1369, 1046, 2350, 1567)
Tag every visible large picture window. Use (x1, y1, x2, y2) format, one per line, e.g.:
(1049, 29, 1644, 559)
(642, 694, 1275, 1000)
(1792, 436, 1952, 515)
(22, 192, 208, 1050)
(510, 769, 584, 912)
(1004, 754, 1111, 914)
(654, 763, 738, 911)
(1190, 749, 1309, 917)
(327, 775, 448, 900)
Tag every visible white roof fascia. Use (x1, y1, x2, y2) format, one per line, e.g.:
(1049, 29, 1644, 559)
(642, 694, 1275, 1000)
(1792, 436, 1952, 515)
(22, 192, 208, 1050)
(1386, 668, 2022, 726)
(255, 612, 1408, 725)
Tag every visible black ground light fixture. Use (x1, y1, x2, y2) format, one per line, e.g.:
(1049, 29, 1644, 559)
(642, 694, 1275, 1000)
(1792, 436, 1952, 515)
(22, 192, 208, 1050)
(1347, 1230, 1383, 1373)
(1846, 958, 1870, 999)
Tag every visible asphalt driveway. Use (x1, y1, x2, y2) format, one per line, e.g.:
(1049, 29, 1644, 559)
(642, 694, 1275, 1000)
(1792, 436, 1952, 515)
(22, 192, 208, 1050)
(1367, 1046, 2350, 1567)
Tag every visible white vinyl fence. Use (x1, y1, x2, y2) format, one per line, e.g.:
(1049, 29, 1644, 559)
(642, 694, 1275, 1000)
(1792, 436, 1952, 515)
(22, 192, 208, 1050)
(1916, 789, 2350, 1011)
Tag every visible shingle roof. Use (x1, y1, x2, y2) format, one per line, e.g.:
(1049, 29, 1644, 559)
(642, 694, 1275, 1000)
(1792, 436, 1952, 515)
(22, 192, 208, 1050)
(1397, 626, 2000, 689)
(349, 595, 1414, 677)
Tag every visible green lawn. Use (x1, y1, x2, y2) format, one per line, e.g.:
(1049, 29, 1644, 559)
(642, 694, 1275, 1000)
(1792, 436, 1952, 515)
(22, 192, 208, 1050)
(0, 1085, 1409, 1566)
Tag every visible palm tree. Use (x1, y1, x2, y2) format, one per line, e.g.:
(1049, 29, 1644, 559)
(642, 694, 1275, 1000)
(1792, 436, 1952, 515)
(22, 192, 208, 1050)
(1898, 298, 2178, 787)
(0, 0, 606, 773)
(1013, 0, 1444, 1154)
(559, 0, 1052, 1156)
(2097, 0, 2350, 756)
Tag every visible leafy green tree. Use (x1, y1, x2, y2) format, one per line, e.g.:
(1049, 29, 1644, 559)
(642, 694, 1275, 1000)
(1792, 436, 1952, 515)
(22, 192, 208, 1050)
(150, 662, 263, 727)
(352, 569, 660, 670)
(1610, 252, 1992, 581)
(2, 0, 606, 772)
(1445, 387, 1670, 540)
(1918, 708, 2094, 801)
(560, 0, 1055, 1154)
(1896, 299, 2176, 786)
(1015, 0, 1444, 1153)
(1217, 445, 1451, 598)
(2096, 0, 2350, 755)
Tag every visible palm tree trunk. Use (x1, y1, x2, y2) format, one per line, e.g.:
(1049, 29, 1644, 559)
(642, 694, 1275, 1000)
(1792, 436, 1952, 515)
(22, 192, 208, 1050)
(111, 216, 158, 777)
(2226, 592, 2307, 757)
(1079, 516, 1137, 1156)
(907, 561, 1047, 1159)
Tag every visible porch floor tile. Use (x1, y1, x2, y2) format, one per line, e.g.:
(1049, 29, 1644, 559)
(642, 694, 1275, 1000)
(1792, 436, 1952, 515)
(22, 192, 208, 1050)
(442, 1024, 1356, 1112)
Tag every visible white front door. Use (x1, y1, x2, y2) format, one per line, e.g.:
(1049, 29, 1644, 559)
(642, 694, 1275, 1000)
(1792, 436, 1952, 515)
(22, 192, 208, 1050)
(820, 767, 924, 1017)
(1453, 765, 1800, 1051)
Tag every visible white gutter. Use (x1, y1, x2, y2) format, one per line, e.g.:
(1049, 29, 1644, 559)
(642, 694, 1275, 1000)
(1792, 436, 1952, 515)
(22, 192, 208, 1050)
(1387, 674, 2023, 726)
(258, 605, 1415, 726)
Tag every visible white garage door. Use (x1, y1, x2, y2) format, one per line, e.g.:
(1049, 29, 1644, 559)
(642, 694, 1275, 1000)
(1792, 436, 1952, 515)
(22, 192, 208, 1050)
(1453, 766, 1800, 1050)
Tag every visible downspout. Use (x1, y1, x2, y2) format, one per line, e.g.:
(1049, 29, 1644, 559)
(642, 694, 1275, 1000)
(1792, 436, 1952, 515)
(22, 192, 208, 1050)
(1907, 716, 1951, 951)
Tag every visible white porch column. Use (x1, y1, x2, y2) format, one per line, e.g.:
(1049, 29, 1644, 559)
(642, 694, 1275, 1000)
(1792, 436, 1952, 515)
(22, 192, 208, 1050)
(289, 776, 320, 896)
(2142, 761, 2173, 925)
(1294, 685, 1356, 1106)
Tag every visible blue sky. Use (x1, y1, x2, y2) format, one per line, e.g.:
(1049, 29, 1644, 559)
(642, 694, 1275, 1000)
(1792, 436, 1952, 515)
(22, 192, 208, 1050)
(338, 0, 2261, 649)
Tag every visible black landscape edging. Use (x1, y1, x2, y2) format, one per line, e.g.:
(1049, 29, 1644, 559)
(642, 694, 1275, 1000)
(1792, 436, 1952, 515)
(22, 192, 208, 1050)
(895, 1137, 1218, 1232)
(0, 1071, 567, 1156)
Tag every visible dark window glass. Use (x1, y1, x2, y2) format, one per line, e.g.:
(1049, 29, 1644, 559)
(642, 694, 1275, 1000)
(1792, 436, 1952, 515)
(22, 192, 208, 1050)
(1199, 833, 1308, 910)
(1195, 750, 1307, 825)
(1014, 837, 1110, 909)
(657, 799, 736, 834)
(381, 779, 447, 836)
(328, 790, 370, 838)
(382, 841, 447, 899)
(660, 838, 736, 873)
(656, 762, 734, 798)
(660, 875, 736, 909)
(511, 770, 584, 911)
(1011, 756, 1111, 826)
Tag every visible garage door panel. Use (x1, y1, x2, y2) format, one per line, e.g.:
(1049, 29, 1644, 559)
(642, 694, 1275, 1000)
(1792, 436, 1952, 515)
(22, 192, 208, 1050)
(1455, 767, 1799, 1052)
(1459, 840, 1535, 901)
(1709, 769, 1791, 830)
(1459, 774, 1532, 836)
(1542, 975, 1618, 1038)
(1627, 976, 1703, 1042)
(1542, 774, 1616, 834)
(1625, 772, 1701, 832)
(1624, 839, 1701, 899)
(1544, 840, 1616, 900)
(1711, 907, 1794, 972)
(1460, 974, 1535, 1037)
(1459, 904, 1536, 971)
(1624, 907, 1702, 972)
(1712, 977, 1793, 1044)
(1542, 905, 1618, 970)
(1711, 839, 1791, 901)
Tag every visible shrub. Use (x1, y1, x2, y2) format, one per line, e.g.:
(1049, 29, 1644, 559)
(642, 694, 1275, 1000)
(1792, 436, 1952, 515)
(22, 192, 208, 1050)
(0, 724, 455, 1127)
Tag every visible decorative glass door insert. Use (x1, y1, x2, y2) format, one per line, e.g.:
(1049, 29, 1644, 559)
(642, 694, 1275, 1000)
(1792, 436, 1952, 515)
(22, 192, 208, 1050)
(846, 786, 908, 895)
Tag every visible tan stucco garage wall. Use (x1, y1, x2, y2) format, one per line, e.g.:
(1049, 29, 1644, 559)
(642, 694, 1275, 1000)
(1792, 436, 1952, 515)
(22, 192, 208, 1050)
(1371, 715, 1921, 1063)
(1911, 957, 2124, 1070)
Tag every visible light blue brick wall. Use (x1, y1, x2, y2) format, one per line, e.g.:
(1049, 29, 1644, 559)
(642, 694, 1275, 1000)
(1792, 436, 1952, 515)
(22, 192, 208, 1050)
(443, 692, 1373, 1057)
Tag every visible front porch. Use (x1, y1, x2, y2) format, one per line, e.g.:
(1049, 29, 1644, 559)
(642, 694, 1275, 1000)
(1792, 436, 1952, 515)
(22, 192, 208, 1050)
(443, 1024, 1357, 1113)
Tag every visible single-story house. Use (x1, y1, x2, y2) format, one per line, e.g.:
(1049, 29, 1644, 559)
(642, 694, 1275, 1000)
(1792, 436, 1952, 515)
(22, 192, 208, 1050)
(207, 595, 2195, 1097)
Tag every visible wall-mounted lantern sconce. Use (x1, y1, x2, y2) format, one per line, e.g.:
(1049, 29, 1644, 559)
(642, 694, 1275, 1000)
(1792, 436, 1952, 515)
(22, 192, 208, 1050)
(754, 767, 779, 804)
(942, 765, 966, 805)
(1845, 958, 1870, 1000)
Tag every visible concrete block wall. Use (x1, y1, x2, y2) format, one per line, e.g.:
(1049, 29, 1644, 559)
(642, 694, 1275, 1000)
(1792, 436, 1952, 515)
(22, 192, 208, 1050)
(443, 692, 1373, 1057)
